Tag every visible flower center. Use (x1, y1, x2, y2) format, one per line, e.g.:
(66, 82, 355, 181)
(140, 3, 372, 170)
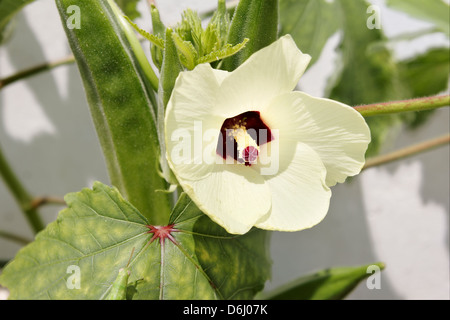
(243, 146, 259, 163)
(216, 111, 273, 166)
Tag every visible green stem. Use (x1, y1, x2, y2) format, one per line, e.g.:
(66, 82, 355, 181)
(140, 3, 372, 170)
(363, 134, 450, 170)
(354, 95, 450, 117)
(0, 144, 44, 234)
(0, 55, 75, 90)
(0, 230, 31, 246)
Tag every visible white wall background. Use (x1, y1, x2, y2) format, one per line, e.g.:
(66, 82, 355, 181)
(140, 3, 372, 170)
(0, 0, 448, 300)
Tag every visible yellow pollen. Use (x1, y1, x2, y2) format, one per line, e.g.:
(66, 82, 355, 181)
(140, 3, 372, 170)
(231, 127, 259, 161)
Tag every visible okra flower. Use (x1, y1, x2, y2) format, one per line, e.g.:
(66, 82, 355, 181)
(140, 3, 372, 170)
(165, 35, 370, 235)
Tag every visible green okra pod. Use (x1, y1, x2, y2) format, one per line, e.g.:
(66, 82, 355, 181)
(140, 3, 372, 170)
(55, 0, 171, 224)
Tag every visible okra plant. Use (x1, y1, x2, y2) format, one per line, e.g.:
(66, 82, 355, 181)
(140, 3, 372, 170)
(0, 0, 448, 300)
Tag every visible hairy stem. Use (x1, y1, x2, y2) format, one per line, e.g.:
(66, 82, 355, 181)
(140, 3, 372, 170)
(354, 95, 450, 117)
(363, 134, 450, 170)
(0, 144, 45, 233)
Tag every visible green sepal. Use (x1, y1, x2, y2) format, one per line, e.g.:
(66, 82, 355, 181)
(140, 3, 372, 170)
(150, 4, 166, 70)
(157, 28, 184, 185)
(172, 32, 198, 70)
(176, 8, 204, 52)
(159, 28, 184, 109)
(197, 38, 249, 65)
(210, 0, 230, 45)
(124, 15, 164, 49)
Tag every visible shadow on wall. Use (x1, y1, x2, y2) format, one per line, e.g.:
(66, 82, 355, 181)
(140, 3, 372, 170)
(266, 176, 401, 300)
(0, 12, 108, 254)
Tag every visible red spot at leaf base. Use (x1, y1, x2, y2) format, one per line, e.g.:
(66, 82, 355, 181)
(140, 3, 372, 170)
(146, 224, 179, 246)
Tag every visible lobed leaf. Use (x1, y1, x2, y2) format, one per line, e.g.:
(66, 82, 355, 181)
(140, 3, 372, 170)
(0, 183, 271, 300)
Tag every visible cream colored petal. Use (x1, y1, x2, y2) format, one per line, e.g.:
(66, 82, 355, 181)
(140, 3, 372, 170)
(180, 164, 271, 235)
(261, 91, 371, 187)
(255, 142, 331, 231)
(165, 64, 225, 181)
(211, 67, 230, 85)
(216, 35, 311, 118)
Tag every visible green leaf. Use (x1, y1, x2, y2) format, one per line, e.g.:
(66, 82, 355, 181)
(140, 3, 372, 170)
(398, 48, 450, 99)
(328, 0, 410, 157)
(279, 0, 340, 67)
(0, 0, 35, 44)
(0, 183, 271, 300)
(386, 0, 450, 36)
(55, 0, 171, 224)
(259, 263, 385, 300)
(221, 0, 279, 71)
(397, 48, 450, 128)
(115, 0, 141, 21)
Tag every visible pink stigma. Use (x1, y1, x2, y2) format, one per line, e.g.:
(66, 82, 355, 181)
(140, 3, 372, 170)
(243, 146, 258, 165)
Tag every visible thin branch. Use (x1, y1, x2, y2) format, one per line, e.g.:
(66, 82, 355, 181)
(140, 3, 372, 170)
(30, 196, 66, 209)
(0, 34, 152, 91)
(0, 144, 45, 234)
(0, 230, 32, 246)
(363, 134, 450, 170)
(0, 55, 75, 90)
(354, 95, 450, 117)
